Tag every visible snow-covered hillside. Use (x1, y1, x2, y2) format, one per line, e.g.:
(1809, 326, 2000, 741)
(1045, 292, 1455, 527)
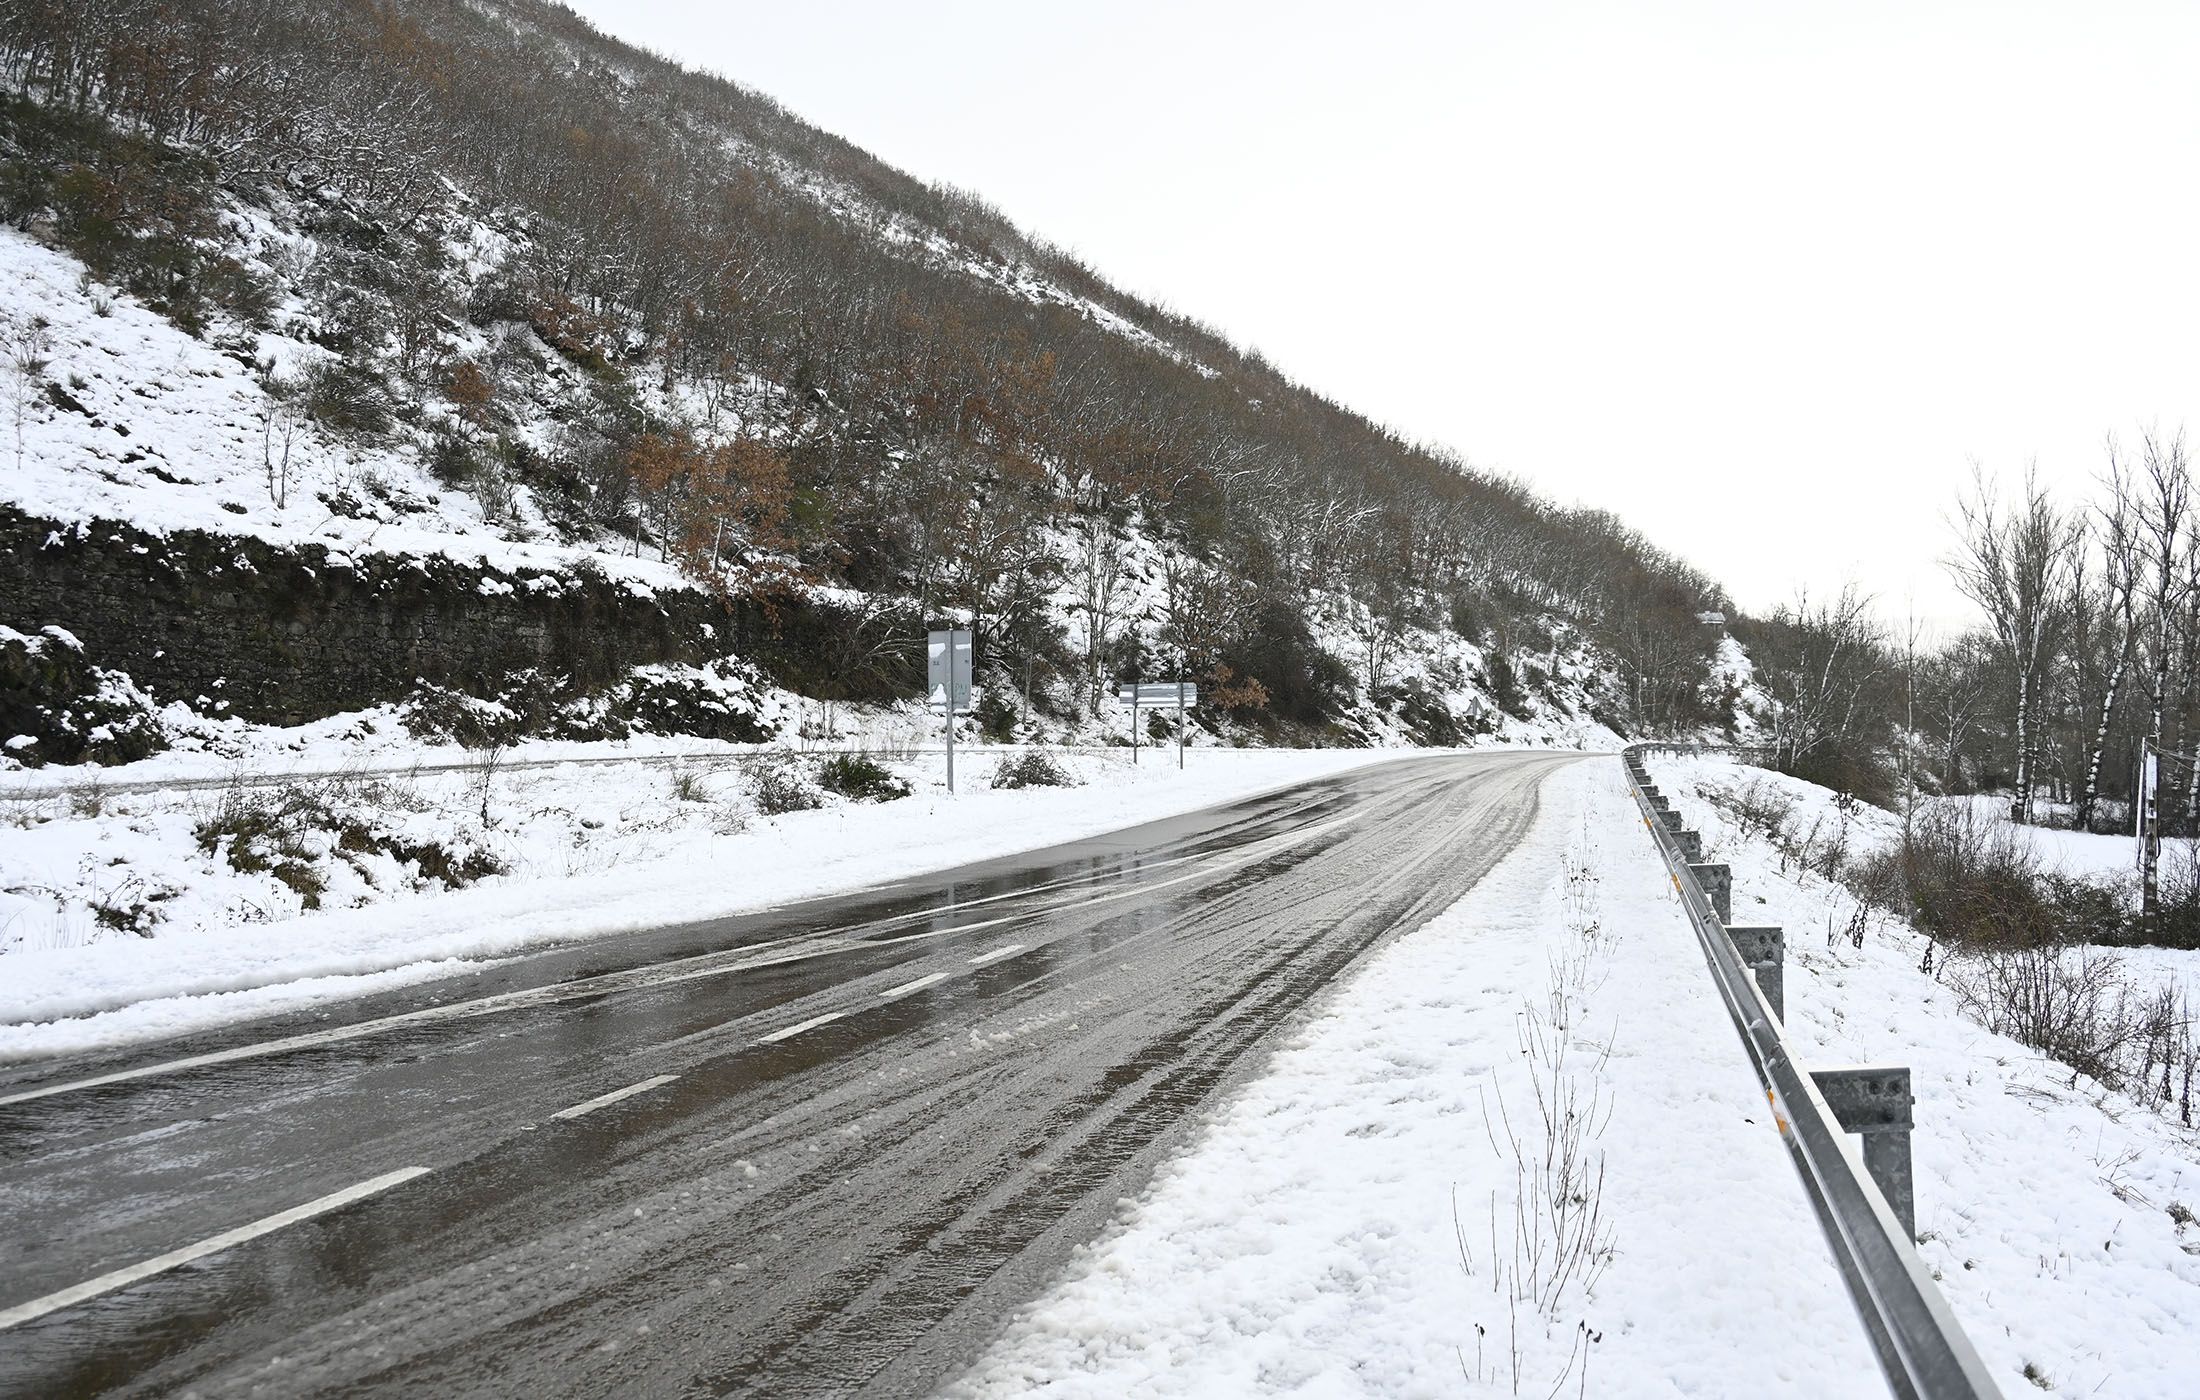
(1, 0, 1740, 774)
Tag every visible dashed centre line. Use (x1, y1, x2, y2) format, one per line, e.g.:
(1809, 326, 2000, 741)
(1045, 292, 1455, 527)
(877, 972, 949, 1001)
(549, 1074, 679, 1121)
(757, 1011, 845, 1044)
(0, 1166, 430, 1332)
(967, 943, 1025, 966)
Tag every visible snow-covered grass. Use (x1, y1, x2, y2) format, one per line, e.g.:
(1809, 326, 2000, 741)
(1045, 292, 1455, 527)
(950, 759, 1882, 1399)
(1651, 754, 2200, 1399)
(0, 742, 1419, 1061)
(1937, 793, 2160, 882)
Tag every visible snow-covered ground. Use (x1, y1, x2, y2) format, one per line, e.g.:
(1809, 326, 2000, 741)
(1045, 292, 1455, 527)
(950, 759, 1884, 1399)
(0, 743, 1419, 1061)
(1650, 754, 2200, 1399)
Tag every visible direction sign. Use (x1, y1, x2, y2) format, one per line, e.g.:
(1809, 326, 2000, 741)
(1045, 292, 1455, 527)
(1118, 679, 1198, 770)
(1117, 682, 1198, 707)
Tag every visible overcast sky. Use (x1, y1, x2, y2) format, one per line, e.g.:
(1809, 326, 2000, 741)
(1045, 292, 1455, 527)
(561, 0, 2200, 629)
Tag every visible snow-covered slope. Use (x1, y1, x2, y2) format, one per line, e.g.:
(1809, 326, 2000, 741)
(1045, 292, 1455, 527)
(1649, 753, 2200, 1399)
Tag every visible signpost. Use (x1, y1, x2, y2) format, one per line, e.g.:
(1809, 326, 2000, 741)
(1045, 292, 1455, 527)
(1117, 680, 1198, 769)
(929, 628, 973, 792)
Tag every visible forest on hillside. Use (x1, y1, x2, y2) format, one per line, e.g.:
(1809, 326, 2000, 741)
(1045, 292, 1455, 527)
(0, 0, 1729, 738)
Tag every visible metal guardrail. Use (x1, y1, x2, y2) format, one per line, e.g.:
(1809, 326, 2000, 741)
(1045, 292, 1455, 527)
(1623, 744, 2004, 1400)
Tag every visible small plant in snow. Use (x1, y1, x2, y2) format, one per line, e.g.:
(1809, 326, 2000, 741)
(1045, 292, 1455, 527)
(465, 737, 509, 827)
(1455, 831, 1616, 1397)
(260, 374, 305, 509)
(4, 311, 52, 471)
(88, 874, 179, 936)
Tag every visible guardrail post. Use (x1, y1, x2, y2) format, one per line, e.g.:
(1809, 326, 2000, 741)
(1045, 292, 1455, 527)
(1811, 1067, 1916, 1241)
(1688, 861, 1728, 920)
(1677, 829, 1704, 860)
(1724, 924, 1784, 1021)
(1657, 808, 1685, 835)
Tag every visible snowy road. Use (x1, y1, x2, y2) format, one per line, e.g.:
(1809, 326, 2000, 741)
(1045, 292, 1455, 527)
(0, 751, 1575, 1397)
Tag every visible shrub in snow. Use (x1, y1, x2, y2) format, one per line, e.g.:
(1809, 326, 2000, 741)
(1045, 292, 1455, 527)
(973, 683, 1018, 743)
(397, 661, 774, 748)
(88, 875, 180, 937)
(815, 753, 910, 803)
(991, 751, 1076, 790)
(747, 756, 823, 815)
(0, 624, 166, 768)
(606, 658, 773, 743)
(398, 682, 522, 749)
(193, 780, 501, 913)
(1394, 677, 1483, 746)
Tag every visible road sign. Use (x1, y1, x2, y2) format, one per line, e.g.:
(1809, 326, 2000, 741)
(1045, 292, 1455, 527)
(1117, 682, 1198, 707)
(1119, 680, 1198, 768)
(928, 630, 973, 714)
(928, 628, 972, 794)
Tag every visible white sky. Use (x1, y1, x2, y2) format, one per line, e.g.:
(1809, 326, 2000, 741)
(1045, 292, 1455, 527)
(561, 0, 2200, 629)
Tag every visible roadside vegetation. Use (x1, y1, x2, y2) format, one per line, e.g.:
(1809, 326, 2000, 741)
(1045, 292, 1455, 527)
(1698, 767, 2200, 1129)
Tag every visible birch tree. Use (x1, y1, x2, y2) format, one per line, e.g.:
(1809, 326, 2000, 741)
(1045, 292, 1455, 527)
(2134, 433, 2192, 773)
(2075, 451, 2142, 830)
(1948, 466, 2081, 824)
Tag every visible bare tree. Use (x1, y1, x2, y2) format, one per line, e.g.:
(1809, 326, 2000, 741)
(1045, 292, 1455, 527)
(2067, 449, 2144, 829)
(2133, 432, 2191, 753)
(1948, 466, 2083, 824)
(1069, 511, 1136, 712)
(260, 375, 304, 509)
(1759, 585, 1885, 780)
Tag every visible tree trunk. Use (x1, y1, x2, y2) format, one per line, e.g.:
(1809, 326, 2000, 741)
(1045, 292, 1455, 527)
(2013, 667, 2033, 824)
(2068, 642, 2120, 832)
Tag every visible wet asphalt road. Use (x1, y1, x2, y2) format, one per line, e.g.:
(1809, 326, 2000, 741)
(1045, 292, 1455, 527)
(0, 751, 1576, 1398)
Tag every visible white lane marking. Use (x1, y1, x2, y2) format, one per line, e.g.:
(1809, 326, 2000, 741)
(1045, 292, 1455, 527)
(877, 973, 949, 1001)
(548, 1074, 679, 1121)
(0, 809, 1369, 1108)
(968, 944, 1025, 966)
(663, 815, 1370, 1051)
(757, 1012, 844, 1044)
(0, 1166, 429, 1332)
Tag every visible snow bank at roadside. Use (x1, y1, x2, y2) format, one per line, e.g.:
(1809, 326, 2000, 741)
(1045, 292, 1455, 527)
(949, 758, 1878, 1399)
(1652, 754, 2200, 1399)
(0, 747, 1409, 1061)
